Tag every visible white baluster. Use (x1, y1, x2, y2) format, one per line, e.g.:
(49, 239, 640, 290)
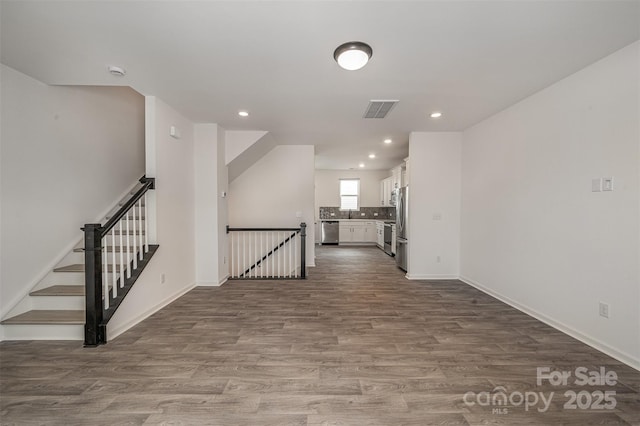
(138, 199, 143, 261)
(103, 236, 108, 309)
(289, 233, 292, 278)
(126, 210, 131, 278)
(132, 202, 138, 270)
(119, 220, 124, 288)
(144, 193, 149, 253)
(111, 228, 117, 299)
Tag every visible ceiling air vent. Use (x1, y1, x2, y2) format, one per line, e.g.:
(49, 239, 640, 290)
(363, 100, 398, 119)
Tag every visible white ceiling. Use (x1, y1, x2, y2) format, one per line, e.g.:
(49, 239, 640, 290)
(2, 1, 638, 170)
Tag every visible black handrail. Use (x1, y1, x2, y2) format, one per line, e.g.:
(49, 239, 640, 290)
(101, 177, 154, 237)
(83, 176, 157, 347)
(227, 226, 301, 232)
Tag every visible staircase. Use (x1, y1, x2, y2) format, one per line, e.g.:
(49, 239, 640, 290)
(1, 178, 156, 342)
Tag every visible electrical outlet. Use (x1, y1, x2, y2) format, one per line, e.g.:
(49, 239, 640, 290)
(599, 302, 609, 318)
(161, 273, 166, 284)
(602, 177, 614, 191)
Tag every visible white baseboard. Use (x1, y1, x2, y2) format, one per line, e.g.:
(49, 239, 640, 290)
(406, 274, 459, 280)
(219, 274, 230, 285)
(107, 282, 197, 340)
(459, 275, 640, 371)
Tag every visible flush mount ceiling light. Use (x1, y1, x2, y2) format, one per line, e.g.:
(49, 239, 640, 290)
(384, 139, 392, 144)
(430, 111, 443, 118)
(333, 41, 373, 71)
(368, 154, 376, 159)
(359, 163, 365, 168)
(108, 65, 126, 77)
(238, 111, 249, 117)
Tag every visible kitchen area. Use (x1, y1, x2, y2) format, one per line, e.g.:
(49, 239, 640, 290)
(315, 159, 409, 271)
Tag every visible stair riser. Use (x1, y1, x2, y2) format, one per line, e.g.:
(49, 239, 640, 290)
(48, 272, 84, 286)
(31, 296, 84, 311)
(1, 324, 83, 341)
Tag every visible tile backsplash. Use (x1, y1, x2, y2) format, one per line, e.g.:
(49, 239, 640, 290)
(319, 206, 396, 220)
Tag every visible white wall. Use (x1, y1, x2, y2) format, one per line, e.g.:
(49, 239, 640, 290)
(217, 126, 229, 283)
(108, 96, 196, 338)
(225, 130, 268, 164)
(460, 42, 640, 368)
(193, 123, 229, 286)
(407, 132, 461, 279)
(228, 145, 315, 266)
(315, 169, 391, 217)
(0, 65, 145, 320)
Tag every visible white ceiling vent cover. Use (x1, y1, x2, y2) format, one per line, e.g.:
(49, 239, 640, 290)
(363, 100, 399, 119)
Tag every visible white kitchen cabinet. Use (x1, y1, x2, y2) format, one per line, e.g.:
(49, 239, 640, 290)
(404, 157, 410, 186)
(391, 166, 402, 192)
(363, 222, 377, 243)
(339, 224, 352, 242)
(380, 177, 393, 206)
(339, 221, 377, 244)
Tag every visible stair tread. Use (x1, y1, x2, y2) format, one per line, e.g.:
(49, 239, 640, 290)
(53, 264, 85, 273)
(1, 310, 84, 325)
(54, 264, 128, 273)
(30, 285, 84, 297)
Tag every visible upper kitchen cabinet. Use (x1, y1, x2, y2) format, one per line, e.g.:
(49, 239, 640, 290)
(380, 177, 393, 206)
(403, 158, 410, 186)
(391, 165, 402, 190)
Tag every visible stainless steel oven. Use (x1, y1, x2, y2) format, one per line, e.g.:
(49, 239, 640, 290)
(383, 223, 393, 255)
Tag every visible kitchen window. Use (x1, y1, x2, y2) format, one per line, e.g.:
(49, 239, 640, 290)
(339, 178, 359, 210)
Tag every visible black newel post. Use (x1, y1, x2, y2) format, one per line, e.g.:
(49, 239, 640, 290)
(83, 224, 105, 346)
(300, 222, 306, 279)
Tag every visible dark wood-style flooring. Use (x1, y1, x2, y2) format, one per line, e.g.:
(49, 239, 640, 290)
(1, 246, 638, 425)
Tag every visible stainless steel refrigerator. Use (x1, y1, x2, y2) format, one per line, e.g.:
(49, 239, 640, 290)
(395, 186, 408, 271)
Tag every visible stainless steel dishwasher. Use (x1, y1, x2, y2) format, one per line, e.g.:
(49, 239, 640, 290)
(321, 220, 339, 245)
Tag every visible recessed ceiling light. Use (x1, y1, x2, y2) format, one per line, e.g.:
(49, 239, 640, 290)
(108, 65, 126, 77)
(384, 139, 392, 144)
(238, 111, 249, 117)
(333, 41, 373, 71)
(368, 154, 376, 159)
(359, 163, 365, 168)
(430, 112, 443, 118)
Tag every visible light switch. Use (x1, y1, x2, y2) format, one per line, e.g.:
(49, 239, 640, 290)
(170, 126, 181, 139)
(432, 213, 442, 220)
(591, 178, 602, 192)
(602, 177, 614, 191)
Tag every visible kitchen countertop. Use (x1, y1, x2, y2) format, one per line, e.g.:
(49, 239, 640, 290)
(319, 219, 395, 223)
